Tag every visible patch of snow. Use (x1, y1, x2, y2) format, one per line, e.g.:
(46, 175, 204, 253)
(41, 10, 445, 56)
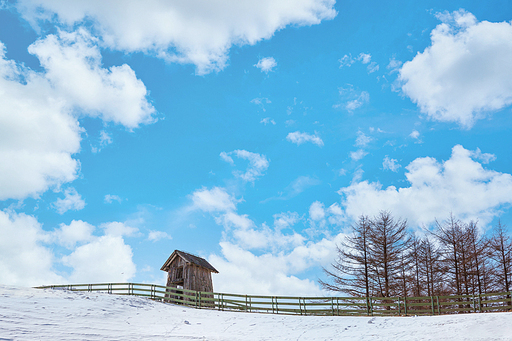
(0, 285, 511, 340)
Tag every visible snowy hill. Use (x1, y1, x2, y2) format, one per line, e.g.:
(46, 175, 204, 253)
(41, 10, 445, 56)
(1, 285, 511, 340)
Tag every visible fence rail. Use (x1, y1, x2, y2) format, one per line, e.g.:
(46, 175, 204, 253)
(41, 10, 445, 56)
(35, 283, 512, 317)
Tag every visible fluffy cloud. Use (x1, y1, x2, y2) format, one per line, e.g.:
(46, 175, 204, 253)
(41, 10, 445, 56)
(255, 57, 277, 73)
(355, 130, 372, 147)
(29, 29, 156, 129)
(104, 194, 122, 204)
(308, 201, 345, 230)
(339, 145, 512, 227)
(382, 156, 401, 172)
(52, 220, 95, 249)
(209, 236, 344, 296)
(220, 150, 269, 182)
(53, 187, 86, 214)
(101, 222, 139, 237)
(147, 230, 172, 242)
(309, 201, 326, 221)
(349, 149, 368, 161)
(286, 131, 324, 147)
(17, 0, 336, 74)
(191, 187, 237, 213)
(62, 235, 136, 283)
(0, 30, 154, 201)
(0, 210, 137, 286)
(0, 210, 64, 286)
(0, 42, 80, 200)
(400, 10, 512, 128)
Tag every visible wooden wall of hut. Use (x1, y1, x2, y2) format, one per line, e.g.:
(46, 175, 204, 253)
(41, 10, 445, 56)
(164, 256, 214, 304)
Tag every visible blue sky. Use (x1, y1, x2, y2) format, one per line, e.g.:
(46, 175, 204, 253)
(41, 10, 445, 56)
(2, 0, 512, 295)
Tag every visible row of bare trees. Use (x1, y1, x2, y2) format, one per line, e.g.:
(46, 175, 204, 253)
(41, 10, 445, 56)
(320, 211, 512, 298)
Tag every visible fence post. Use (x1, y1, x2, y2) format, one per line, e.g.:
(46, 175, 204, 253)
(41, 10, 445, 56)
(404, 297, 407, 316)
(436, 296, 440, 315)
(398, 297, 401, 315)
(431, 296, 435, 315)
(478, 294, 482, 312)
(366, 297, 370, 316)
(472, 295, 476, 313)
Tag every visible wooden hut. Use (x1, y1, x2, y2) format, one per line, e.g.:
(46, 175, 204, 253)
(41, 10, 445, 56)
(160, 250, 218, 301)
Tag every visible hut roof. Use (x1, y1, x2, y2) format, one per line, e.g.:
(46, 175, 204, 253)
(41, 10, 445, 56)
(160, 250, 219, 273)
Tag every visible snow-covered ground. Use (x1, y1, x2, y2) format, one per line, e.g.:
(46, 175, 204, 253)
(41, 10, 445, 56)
(1, 285, 511, 340)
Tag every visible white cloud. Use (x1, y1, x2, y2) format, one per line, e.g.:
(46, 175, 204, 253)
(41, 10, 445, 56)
(53, 220, 95, 249)
(191, 187, 237, 213)
(334, 86, 370, 112)
(355, 53, 378, 73)
(0, 209, 137, 286)
(382, 156, 401, 172)
(399, 10, 512, 128)
(339, 145, 512, 227)
(62, 235, 136, 283)
(250, 97, 271, 112)
(209, 235, 345, 296)
(307, 201, 345, 230)
(53, 187, 86, 214)
(0, 29, 155, 201)
(410, 130, 420, 139)
(340, 53, 378, 73)
(273, 212, 300, 231)
(366, 61, 379, 73)
(339, 54, 355, 67)
(233, 150, 269, 182)
(286, 131, 324, 147)
(0, 42, 80, 200)
(350, 149, 368, 161)
(220, 150, 269, 182)
(29, 29, 156, 129)
(92, 130, 113, 153)
(471, 148, 496, 164)
(260, 117, 276, 125)
(0, 210, 64, 286)
(147, 230, 172, 242)
(355, 130, 372, 147)
(345, 91, 370, 111)
(17, 0, 336, 74)
(101, 221, 139, 237)
(358, 53, 371, 64)
(104, 194, 122, 204)
(254, 57, 277, 73)
(309, 201, 325, 221)
(219, 151, 234, 165)
(387, 57, 402, 73)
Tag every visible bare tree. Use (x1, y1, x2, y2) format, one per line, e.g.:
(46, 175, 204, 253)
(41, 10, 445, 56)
(433, 214, 464, 296)
(319, 215, 373, 298)
(418, 236, 445, 296)
(488, 221, 512, 296)
(368, 211, 410, 298)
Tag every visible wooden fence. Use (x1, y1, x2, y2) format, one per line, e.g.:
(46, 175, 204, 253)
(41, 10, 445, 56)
(36, 283, 512, 316)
